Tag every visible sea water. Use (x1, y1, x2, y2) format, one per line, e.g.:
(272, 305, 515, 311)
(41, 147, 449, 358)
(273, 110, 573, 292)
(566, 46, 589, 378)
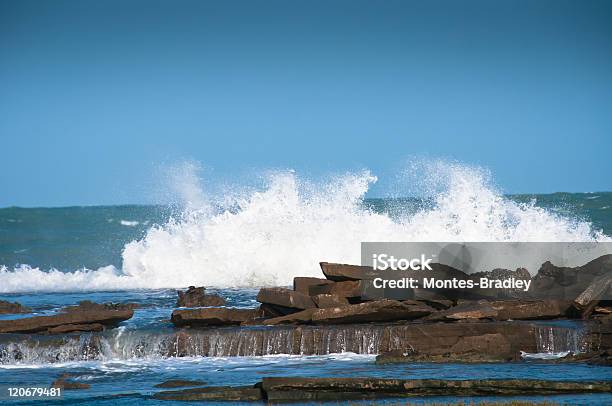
(1, 164, 611, 404)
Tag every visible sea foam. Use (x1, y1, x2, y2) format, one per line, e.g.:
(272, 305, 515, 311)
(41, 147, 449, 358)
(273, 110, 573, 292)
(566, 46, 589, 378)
(0, 162, 608, 292)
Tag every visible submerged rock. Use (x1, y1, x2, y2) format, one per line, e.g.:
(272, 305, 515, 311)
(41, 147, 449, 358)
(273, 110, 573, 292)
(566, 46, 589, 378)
(153, 385, 263, 401)
(62, 300, 139, 313)
(51, 374, 91, 390)
(176, 286, 226, 308)
(171, 308, 259, 327)
(154, 380, 207, 388)
(0, 300, 30, 314)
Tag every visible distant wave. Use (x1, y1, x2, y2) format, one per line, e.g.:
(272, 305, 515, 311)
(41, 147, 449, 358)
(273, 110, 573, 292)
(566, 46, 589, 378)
(0, 161, 609, 292)
(120, 220, 139, 227)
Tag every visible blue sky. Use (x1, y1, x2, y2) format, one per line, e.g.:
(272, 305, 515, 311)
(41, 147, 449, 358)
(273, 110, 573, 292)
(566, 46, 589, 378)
(1, 0, 611, 207)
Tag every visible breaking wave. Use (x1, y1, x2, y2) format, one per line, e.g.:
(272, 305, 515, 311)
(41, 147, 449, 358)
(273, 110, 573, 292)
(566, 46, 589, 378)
(0, 161, 608, 292)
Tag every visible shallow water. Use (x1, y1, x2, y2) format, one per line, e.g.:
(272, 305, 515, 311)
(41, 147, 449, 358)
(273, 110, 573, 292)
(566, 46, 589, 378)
(0, 289, 611, 404)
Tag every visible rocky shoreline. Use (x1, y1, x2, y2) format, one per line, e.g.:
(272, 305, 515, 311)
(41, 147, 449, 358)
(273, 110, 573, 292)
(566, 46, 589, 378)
(0, 256, 610, 401)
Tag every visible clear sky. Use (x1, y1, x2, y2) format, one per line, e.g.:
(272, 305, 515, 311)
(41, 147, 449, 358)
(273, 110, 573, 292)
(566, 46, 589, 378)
(1, 0, 611, 207)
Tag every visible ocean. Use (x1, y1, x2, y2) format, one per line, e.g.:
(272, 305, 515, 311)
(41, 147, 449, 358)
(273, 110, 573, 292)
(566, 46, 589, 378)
(1, 167, 611, 404)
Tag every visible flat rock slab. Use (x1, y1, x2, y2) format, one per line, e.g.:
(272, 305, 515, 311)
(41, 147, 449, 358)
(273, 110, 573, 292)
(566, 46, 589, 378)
(153, 386, 263, 401)
(154, 380, 207, 388)
(293, 277, 333, 295)
(261, 377, 612, 401)
(256, 288, 315, 310)
(311, 300, 434, 324)
(263, 309, 316, 325)
(171, 308, 259, 327)
(0, 309, 133, 334)
(427, 300, 567, 322)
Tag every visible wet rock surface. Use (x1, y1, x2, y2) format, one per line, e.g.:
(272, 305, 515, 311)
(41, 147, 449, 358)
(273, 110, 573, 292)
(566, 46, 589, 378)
(154, 379, 207, 388)
(0, 304, 133, 334)
(260, 377, 612, 400)
(0, 300, 31, 314)
(176, 286, 226, 307)
(153, 385, 263, 401)
(171, 308, 260, 327)
(256, 288, 316, 312)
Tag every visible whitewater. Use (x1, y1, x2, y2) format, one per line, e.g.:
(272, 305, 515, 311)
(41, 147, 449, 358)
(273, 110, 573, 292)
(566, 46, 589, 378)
(0, 162, 609, 292)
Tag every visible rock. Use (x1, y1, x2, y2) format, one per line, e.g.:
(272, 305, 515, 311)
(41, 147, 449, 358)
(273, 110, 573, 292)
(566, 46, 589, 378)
(177, 286, 226, 307)
(263, 309, 316, 325)
(490, 300, 568, 320)
(260, 377, 612, 400)
(62, 300, 139, 313)
(427, 300, 498, 321)
(414, 299, 454, 310)
(449, 333, 512, 360)
(312, 294, 349, 308)
(0, 308, 133, 334)
(256, 288, 316, 312)
(531, 255, 612, 301)
(171, 308, 259, 327)
(258, 303, 287, 317)
(153, 386, 263, 401)
(375, 333, 513, 363)
(595, 306, 612, 315)
(51, 374, 90, 390)
(293, 277, 333, 295)
(308, 281, 362, 300)
(311, 300, 434, 324)
(0, 300, 30, 314)
(154, 380, 207, 388)
(469, 268, 532, 299)
(319, 262, 377, 281)
(571, 273, 612, 319)
(47, 323, 104, 334)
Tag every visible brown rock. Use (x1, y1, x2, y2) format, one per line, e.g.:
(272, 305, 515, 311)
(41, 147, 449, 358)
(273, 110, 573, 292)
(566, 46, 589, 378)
(171, 308, 259, 327)
(256, 288, 315, 312)
(427, 300, 498, 321)
(0, 300, 30, 314)
(153, 386, 263, 401)
(490, 300, 568, 320)
(261, 377, 612, 400)
(531, 255, 612, 301)
(47, 323, 104, 334)
(319, 262, 376, 281)
(308, 281, 362, 299)
(450, 333, 512, 360)
(0, 309, 133, 334)
(263, 309, 316, 325)
(293, 277, 333, 295)
(62, 300, 139, 313)
(571, 273, 612, 319)
(51, 374, 91, 390)
(177, 286, 226, 307)
(311, 300, 433, 324)
(154, 380, 207, 388)
(312, 294, 349, 308)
